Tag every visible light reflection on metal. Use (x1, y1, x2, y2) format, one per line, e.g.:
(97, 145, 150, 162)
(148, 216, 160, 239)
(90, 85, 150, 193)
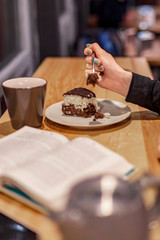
(100, 176, 117, 216)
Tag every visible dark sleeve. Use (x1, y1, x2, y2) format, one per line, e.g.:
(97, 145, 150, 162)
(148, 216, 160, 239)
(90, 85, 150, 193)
(125, 72, 160, 114)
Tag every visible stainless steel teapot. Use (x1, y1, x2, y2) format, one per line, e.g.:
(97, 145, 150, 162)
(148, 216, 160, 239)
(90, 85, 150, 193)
(49, 173, 160, 240)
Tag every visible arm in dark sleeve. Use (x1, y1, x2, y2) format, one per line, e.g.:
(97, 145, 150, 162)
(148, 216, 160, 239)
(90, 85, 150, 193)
(125, 72, 160, 114)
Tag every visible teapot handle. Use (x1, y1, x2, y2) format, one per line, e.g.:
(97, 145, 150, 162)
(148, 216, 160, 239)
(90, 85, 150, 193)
(138, 173, 160, 225)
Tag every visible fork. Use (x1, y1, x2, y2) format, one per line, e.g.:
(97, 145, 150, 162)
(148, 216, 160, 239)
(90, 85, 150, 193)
(92, 54, 95, 73)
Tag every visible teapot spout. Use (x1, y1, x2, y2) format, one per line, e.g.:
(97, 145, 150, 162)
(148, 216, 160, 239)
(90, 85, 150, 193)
(135, 173, 160, 224)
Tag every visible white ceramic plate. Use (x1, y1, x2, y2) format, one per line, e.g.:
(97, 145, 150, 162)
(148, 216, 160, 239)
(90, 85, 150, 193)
(45, 99, 131, 129)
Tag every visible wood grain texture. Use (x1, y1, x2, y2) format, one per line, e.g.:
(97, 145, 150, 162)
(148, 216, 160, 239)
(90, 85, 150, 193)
(0, 57, 160, 239)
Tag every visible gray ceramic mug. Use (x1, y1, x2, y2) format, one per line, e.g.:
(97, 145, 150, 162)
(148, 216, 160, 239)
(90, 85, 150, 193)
(2, 77, 47, 129)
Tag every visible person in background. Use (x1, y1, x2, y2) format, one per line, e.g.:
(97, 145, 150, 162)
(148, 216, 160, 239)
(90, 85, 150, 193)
(84, 42, 160, 115)
(82, 0, 136, 57)
(88, 0, 128, 29)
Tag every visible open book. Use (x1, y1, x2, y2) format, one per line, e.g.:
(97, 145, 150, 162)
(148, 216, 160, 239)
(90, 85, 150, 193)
(0, 126, 135, 213)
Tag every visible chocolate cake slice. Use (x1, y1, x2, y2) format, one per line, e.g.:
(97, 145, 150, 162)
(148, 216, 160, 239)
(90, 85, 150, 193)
(62, 87, 100, 118)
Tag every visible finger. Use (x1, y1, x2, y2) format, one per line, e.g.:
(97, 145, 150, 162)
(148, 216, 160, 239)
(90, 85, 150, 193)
(85, 56, 102, 66)
(97, 65, 104, 71)
(86, 63, 104, 72)
(88, 42, 109, 58)
(85, 69, 93, 74)
(86, 63, 92, 70)
(84, 47, 93, 56)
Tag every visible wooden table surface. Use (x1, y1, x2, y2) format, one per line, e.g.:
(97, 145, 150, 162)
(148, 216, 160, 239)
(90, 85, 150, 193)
(0, 57, 160, 239)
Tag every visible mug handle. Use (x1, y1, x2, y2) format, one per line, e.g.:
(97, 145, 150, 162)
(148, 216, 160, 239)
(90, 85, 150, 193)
(138, 173, 160, 225)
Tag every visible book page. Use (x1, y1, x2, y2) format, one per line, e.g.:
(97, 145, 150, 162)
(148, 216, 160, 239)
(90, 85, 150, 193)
(0, 126, 68, 174)
(1, 136, 134, 209)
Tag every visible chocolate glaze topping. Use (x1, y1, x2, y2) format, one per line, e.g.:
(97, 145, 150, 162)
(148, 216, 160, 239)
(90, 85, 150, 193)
(63, 87, 96, 99)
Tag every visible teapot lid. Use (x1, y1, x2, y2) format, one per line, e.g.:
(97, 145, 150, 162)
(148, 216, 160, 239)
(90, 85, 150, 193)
(66, 174, 139, 217)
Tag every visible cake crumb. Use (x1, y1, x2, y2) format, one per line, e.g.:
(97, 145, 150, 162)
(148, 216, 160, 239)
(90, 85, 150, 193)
(93, 112, 105, 121)
(104, 112, 111, 118)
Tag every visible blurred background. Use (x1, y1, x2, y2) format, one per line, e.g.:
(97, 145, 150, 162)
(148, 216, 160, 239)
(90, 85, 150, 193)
(0, 0, 160, 116)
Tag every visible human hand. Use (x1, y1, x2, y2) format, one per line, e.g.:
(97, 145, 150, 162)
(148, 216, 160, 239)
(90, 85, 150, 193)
(84, 43, 132, 97)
